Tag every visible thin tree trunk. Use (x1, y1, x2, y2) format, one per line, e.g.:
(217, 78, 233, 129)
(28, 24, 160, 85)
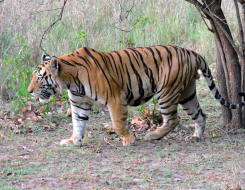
(215, 40, 232, 124)
(238, 0, 245, 127)
(235, 0, 245, 126)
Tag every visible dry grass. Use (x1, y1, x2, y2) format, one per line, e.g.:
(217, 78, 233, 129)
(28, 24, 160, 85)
(0, 0, 240, 62)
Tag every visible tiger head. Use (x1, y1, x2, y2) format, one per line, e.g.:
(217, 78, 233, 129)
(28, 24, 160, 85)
(28, 55, 61, 103)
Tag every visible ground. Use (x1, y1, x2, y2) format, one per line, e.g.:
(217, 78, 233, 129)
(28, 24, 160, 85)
(1, 77, 245, 190)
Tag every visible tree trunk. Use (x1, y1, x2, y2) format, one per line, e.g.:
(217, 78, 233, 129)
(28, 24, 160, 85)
(203, 0, 242, 126)
(215, 40, 232, 124)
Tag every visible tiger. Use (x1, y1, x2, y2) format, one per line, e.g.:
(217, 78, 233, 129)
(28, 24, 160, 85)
(28, 45, 245, 146)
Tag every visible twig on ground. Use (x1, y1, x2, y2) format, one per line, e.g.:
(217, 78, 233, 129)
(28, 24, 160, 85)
(104, 136, 117, 148)
(214, 126, 232, 143)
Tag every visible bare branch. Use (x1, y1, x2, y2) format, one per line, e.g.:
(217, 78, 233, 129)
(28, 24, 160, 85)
(199, 10, 214, 32)
(184, 0, 243, 58)
(39, 0, 67, 54)
(30, 8, 63, 16)
(110, 25, 134, 33)
(214, 126, 232, 143)
(203, 0, 227, 25)
(111, 0, 135, 33)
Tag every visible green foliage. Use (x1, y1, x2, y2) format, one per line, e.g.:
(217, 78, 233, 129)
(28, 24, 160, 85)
(2, 36, 33, 112)
(134, 17, 150, 28)
(74, 31, 86, 46)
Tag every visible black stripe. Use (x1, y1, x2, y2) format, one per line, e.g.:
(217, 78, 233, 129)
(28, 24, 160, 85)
(220, 98, 225, 105)
(179, 91, 196, 105)
(108, 53, 119, 78)
(146, 47, 159, 79)
(209, 81, 215, 91)
(60, 59, 75, 67)
(192, 110, 201, 120)
(130, 48, 149, 77)
(149, 68, 156, 93)
(71, 60, 83, 67)
(79, 56, 92, 69)
(114, 51, 126, 74)
(154, 46, 162, 62)
(214, 90, 221, 99)
(161, 110, 177, 117)
(126, 84, 134, 104)
(239, 102, 245, 108)
(123, 50, 144, 101)
(74, 112, 89, 121)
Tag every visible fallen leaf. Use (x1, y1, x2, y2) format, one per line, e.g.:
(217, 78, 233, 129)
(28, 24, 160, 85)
(20, 106, 27, 113)
(143, 107, 153, 117)
(27, 102, 36, 112)
(37, 116, 43, 120)
(131, 116, 147, 126)
(150, 124, 157, 130)
(41, 106, 45, 112)
(66, 108, 72, 117)
(24, 110, 36, 118)
(104, 124, 112, 130)
(24, 127, 33, 133)
(3, 115, 8, 121)
(43, 125, 51, 131)
(18, 118, 25, 125)
(30, 116, 38, 121)
(57, 110, 64, 114)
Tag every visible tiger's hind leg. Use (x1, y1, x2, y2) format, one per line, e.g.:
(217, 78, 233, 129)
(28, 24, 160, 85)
(179, 79, 206, 141)
(145, 94, 180, 141)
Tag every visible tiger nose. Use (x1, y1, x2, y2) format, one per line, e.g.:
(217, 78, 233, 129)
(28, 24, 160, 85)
(28, 89, 33, 93)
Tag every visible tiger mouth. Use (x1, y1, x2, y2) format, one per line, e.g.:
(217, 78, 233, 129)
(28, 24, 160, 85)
(39, 97, 50, 103)
(39, 92, 51, 102)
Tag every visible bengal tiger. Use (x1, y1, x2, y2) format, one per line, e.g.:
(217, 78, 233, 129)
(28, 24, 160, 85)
(28, 45, 245, 146)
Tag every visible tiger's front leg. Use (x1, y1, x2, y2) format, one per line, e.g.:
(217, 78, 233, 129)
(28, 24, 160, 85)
(108, 100, 136, 146)
(60, 92, 92, 146)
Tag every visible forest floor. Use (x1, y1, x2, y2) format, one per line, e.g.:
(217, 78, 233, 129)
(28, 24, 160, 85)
(1, 77, 245, 190)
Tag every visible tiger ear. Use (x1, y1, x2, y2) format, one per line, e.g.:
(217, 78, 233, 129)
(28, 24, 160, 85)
(48, 56, 59, 75)
(43, 55, 51, 61)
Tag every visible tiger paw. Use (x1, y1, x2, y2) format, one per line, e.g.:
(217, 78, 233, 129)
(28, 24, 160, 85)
(144, 131, 164, 141)
(123, 132, 136, 146)
(60, 138, 82, 147)
(185, 135, 201, 143)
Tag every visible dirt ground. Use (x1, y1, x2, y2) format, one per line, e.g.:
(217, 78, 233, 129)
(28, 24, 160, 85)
(1, 109, 245, 190)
